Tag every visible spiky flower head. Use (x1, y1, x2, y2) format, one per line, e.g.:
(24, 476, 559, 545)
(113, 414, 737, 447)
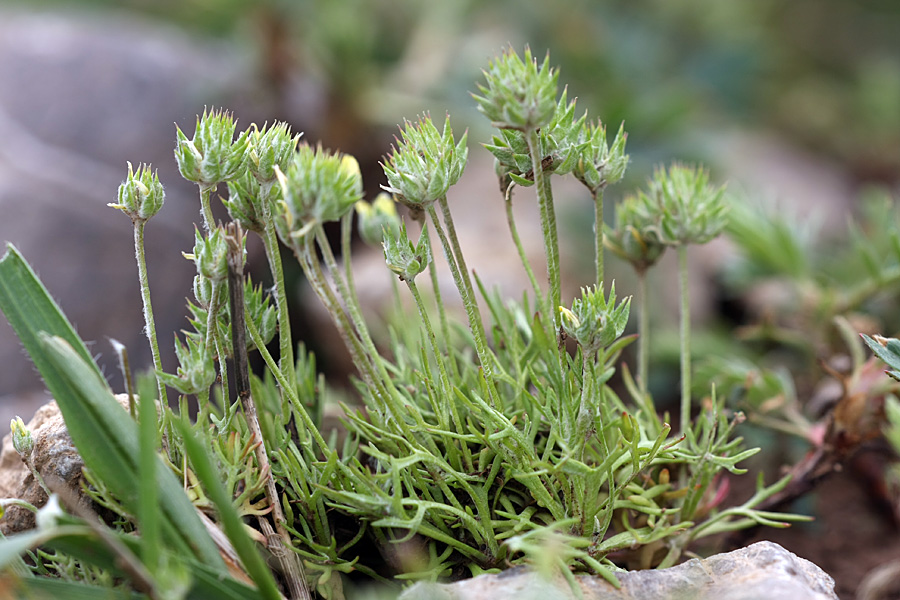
(157, 334, 216, 395)
(473, 45, 558, 131)
(574, 121, 629, 195)
(183, 227, 229, 283)
(559, 283, 631, 356)
(650, 164, 729, 246)
(382, 220, 430, 282)
(248, 121, 302, 185)
(224, 171, 282, 233)
(109, 162, 165, 222)
(381, 114, 468, 208)
(10, 416, 33, 458)
(275, 144, 363, 242)
(484, 88, 586, 188)
(604, 191, 667, 274)
(174, 108, 250, 187)
(356, 193, 401, 247)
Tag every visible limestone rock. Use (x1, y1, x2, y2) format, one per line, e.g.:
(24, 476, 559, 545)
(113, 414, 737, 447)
(400, 541, 837, 600)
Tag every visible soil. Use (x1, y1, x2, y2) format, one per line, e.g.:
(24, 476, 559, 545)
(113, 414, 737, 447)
(735, 449, 900, 600)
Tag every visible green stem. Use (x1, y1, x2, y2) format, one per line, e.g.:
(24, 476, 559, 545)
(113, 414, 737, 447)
(134, 221, 168, 406)
(408, 279, 471, 471)
(198, 184, 216, 233)
(525, 129, 561, 331)
(593, 186, 605, 289)
(504, 182, 543, 308)
(428, 200, 498, 406)
(637, 270, 649, 396)
(245, 305, 328, 452)
(314, 225, 390, 391)
(424, 225, 458, 381)
(204, 282, 229, 405)
(678, 245, 691, 435)
(260, 184, 296, 393)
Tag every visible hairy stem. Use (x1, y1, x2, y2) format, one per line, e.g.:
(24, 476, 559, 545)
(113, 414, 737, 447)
(504, 182, 544, 308)
(525, 128, 561, 331)
(679, 245, 691, 434)
(429, 199, 498, 406)
(198, 183, 216, 233)
(260, 183, 296, 392)
(133, 221, 168, 406)
(593, 186, 605, 289)
(637, 270, 649, 396)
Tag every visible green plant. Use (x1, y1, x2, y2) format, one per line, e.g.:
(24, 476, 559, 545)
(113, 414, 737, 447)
(0, 47, 807, 600)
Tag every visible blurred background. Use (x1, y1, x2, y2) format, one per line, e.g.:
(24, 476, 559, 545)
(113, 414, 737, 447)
(1, 0, 899, 597)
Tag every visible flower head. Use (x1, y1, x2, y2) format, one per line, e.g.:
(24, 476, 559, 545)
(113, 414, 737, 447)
(650, 164, 729, 246)
(356, 193, 401, 247)
(275, 144, 363, 242)
(183, 227, 229, 283)
(174, 108, 250, 187)
(109, 162, 165, 222)
(473, 46, 558, 131)
(573, 121, 629, 195)
(248, 121, 301, 185)
(485, 88, 587, 187)
(559, 283, 631, 356)
(381, 114, 467, 208)
(605, 191, 667, 274)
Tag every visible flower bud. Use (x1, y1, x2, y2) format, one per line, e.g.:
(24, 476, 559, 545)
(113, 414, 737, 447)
(224, 172, 273, 233)
(184, 227, 230, 283)
(109, 162, 165, 222)
(574, 122, 629, 194)
(157, 334, 216, 395)
(381, 114, 467, 208)
(356, 193, 401, 247)
(559, 283, 631, 356)
(10, 416, 33, 458)
(605, 190, 667, 274)
(473, 46, 558, 132)
(174, 108, 250, 187)
(382, 221, 430, 282)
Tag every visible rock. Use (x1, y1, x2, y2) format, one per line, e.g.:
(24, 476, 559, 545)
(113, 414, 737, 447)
(400, 541, 838, 600)
(0, 394, 133, 534)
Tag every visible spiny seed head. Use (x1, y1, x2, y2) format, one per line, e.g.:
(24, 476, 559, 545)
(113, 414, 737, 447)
(473, 45, 558, 132)
(110, 162, 165, 222)
(381, 114, 468, 208)
(174, 108, 250, 187)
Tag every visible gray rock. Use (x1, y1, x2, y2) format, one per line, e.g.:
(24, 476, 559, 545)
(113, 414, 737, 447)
(400, 541, 837, 600)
